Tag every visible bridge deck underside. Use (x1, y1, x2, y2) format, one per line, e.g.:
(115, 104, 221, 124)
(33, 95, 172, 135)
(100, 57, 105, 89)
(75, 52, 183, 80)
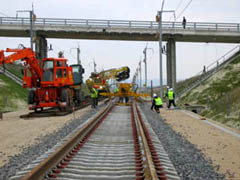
(0, 25, 240, 43)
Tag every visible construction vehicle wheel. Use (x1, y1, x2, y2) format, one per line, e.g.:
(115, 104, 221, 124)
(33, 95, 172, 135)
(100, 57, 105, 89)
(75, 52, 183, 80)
(61, 89, 73, 112)
(67, 90, 74, 113)
(60, 89, 68, 112)
(75, 89, 81, 104)
(76, 89, 84, 104)
(28, 90, 35, 105)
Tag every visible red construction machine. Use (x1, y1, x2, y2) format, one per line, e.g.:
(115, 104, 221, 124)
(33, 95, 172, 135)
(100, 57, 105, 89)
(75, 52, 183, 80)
(0, 46, 84, 112)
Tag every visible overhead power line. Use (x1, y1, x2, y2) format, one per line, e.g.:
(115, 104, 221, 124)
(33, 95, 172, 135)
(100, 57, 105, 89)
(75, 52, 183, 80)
(175, 0, 185, 12)
(169, 0, 184, 21)
(0, 12, 9, 17)
(176, 0, 193, 20)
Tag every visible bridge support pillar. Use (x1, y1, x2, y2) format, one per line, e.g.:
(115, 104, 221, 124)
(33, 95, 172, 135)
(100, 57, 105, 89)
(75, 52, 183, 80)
(166, 39, 176, 91)
(35, 36, 48, 60)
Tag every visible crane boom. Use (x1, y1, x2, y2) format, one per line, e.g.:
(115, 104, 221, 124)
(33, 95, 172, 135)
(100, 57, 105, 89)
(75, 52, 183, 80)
(86, 66, 130, 92)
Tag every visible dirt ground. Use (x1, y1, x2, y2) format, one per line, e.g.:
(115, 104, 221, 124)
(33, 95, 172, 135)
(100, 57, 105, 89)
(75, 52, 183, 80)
(0, 105, 92, 167)
(160, 107, 240, 180)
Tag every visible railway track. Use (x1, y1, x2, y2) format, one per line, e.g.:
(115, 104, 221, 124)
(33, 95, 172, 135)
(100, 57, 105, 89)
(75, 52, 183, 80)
(10, 100, 180, 180)
(20, 100, 91, 118)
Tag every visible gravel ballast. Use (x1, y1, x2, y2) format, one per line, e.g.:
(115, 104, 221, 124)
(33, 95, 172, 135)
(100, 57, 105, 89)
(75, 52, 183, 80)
(0, 104, 106, 180)
(139, 103, 225, 180)
(1, 102, 226, 180)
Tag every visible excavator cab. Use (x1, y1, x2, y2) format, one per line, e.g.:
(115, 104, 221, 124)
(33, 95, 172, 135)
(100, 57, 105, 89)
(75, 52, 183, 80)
(41, 58, 74, 87)
(71, 64, 84, 85)
(42, 60, 54, 82)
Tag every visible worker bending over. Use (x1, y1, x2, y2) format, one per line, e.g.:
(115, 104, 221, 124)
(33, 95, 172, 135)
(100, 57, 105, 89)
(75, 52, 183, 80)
(167, 88, 176, 109)
(90, 87, 98, 108)
(151, 93, 163, 113)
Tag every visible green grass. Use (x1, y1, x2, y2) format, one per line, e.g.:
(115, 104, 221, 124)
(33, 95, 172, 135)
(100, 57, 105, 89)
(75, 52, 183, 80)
(176, 75, 201, 95)
(178, 56, 240, 129)
(4, 63, 24, 79)
(0, 74, 27, 111)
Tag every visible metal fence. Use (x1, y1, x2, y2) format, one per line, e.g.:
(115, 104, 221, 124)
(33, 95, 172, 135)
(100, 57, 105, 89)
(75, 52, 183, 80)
(0, 17, 240, 32)
(177, 45, 240, 98)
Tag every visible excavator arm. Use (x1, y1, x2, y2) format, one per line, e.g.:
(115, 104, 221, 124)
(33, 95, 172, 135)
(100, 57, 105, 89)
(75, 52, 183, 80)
(0, 48, 42, 79)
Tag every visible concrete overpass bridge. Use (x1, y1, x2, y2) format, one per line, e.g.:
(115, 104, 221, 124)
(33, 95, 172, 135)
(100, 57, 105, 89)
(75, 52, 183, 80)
(0, 17, 240, 90)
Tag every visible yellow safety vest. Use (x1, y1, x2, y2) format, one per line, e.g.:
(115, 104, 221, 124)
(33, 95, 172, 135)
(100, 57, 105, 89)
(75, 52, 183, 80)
(168, 91, 174, 100)
(155, 97, 163, 106)
(91, 88, 98, 98)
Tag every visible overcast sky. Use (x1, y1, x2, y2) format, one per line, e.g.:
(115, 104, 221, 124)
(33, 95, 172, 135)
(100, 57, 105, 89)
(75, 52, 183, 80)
(0, 0, 240, 85)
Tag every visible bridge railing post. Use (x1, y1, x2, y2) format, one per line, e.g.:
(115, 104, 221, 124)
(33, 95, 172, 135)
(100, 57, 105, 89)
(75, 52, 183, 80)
(43, 18, 45, 25)
(107, 20, 110, 27)
(0, 17, 2, 25)
(64, 19, 67, 25)
(215, 23, 218, 30)
(194, 23, 196, 30)
(86, 20, 88, 26)
(21, 18, 24, 25)
(238, 24, 240, 31)
(129, 21, 131, 27)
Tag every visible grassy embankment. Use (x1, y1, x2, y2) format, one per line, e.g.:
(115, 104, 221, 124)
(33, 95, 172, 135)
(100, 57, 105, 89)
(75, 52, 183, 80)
(178, 56, 240, 130)
(0, 73, 28, 112)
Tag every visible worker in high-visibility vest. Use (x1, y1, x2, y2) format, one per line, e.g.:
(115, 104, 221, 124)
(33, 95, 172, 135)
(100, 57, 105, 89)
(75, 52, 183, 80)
(167, 88, 176, 109)
(151, 93, 163, 113)
(114, 88, 119, 93)
(90, 87, 98, 108)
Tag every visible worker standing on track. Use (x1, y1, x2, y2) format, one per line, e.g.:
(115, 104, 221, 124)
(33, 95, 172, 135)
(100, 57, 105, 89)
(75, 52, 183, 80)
(167, 88, 176, 109)
(151, 93, 163, 113)
(90, 87, 98, 108)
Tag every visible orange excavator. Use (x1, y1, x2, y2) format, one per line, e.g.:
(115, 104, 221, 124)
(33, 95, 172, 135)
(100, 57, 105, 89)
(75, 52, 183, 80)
(0, 46, 84, 112)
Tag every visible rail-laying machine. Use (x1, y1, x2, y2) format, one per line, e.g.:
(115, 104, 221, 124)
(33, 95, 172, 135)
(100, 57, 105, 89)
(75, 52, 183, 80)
(85, 66, 149, 105)
(86, 66, 130, 93)
(0, 46, 84, 112)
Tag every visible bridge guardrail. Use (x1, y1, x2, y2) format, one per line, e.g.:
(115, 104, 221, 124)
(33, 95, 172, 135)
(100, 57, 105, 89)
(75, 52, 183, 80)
(0, 17, 240, 32)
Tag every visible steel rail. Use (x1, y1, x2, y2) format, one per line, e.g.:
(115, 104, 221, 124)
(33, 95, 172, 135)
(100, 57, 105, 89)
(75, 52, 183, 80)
(21, 101, 114, 180)
(0, 17, 240, 32)
(132, 101, 159, 179)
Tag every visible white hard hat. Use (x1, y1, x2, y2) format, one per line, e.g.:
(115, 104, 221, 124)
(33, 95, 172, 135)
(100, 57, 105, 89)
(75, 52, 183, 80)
(153, 93, 157, 97)
(169, 88, 173, 91)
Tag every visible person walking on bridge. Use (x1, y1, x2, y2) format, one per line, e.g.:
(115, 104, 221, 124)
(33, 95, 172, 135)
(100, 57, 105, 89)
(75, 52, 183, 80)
(182, 17, 186, 29)
(167, 88, 176, 109)
(151, 93, 163, 113)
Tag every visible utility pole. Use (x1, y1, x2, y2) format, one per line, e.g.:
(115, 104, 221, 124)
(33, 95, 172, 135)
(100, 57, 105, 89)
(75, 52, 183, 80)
(143, 47, 147, 91)
(93, 59, 97, 73)
(139, 60, 142, 90)
(70, 44, 81, 65)
(16, 4, 36, 50)
(157, 0, 175, 99)
(143, 45, 153, 92)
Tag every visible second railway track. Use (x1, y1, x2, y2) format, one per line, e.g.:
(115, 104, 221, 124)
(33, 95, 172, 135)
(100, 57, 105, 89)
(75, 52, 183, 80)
(10, 100, 180, 180)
